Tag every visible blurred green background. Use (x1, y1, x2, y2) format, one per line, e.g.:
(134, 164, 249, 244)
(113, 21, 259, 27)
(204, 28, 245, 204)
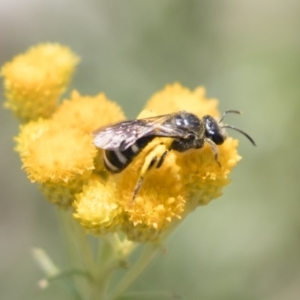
(1, 1, 300, 299)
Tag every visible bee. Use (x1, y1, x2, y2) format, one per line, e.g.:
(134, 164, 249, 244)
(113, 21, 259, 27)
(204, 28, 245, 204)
(93, 110, 256, 202)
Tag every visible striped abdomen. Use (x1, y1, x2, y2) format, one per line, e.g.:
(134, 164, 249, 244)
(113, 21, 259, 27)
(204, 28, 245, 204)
(103, 136, 154, 173)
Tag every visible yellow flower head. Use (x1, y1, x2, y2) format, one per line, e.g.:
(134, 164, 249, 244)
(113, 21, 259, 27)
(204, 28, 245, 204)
(15, 118, 50, 158)
(176, 138, 241, 206)
(116, 143, 186, 231)
(52, 90, 126, 176)
(1, 43, 79, 122)
(52, 90, 126, 133)
(21, 121, 96, 184)
(108, 84, 243, 241)
(73, 176, 123, 235)
(145, 82, 220, 118)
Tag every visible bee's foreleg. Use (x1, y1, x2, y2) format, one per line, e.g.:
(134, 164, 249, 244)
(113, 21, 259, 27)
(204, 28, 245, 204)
(205, 138, 221, 167)
(131, 144, 169, 204)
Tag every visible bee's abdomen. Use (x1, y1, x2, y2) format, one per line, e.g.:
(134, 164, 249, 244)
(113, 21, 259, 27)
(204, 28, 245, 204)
(103, 136, 154, 173)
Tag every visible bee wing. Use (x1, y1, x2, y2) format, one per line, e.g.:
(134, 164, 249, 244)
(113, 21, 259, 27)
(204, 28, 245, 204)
(93, 119, 143, 150)
(93, 113, 188, 151)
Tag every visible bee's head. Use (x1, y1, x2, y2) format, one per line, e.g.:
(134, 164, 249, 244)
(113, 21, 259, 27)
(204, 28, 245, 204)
(203, 111, 256, 146)
(202, 115, 226, 145)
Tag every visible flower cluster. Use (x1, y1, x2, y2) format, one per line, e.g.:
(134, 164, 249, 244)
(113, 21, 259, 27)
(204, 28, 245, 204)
(1, 44, 241, 242)
(1, 44, 79, 122)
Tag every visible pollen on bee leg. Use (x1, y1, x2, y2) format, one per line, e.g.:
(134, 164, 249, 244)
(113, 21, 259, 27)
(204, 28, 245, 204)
(156, 150, 168, 169)
(131, 143, 169, 202)
(140, 144, 169, 177)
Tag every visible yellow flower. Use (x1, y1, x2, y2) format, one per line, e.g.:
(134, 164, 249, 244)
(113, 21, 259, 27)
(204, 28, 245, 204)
(110, 137, 186, 241)
(15, 116, 98, 206)
(111, 84, 242, 241)
(2, 43, 246, 243)
(73, 177, 123, 235)
(176, 138, 241, 206)
(145, 82, 220, 118)
(15, 118, 50, 158)
(52, 90, 126, 133)
(1, 43, 79, 122)
(21, 122, 96, 184)
(52, 90, 126, 175)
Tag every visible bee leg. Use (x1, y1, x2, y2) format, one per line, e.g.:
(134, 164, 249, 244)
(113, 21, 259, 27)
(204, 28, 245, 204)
(131, 177, 144, 204)
(131, 144, 168, 204)
(205, 138, 221, 167)
(156, 150, 168, 169)
(140, 144, 169, 177)
(148, 156, 158, 169)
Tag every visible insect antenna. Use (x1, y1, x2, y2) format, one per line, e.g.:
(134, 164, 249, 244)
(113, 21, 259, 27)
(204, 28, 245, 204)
(219, 110, 256, 146)
(222, 125, 256, 146)
(219, 110, 241, 123)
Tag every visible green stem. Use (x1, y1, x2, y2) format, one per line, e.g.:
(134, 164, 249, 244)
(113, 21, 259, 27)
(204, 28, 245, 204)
(110, 243, 160, 299)
(45, 269, 93, 283)
(58, 209, 95, 299)
(109, 215, 188, 299)
(89, 234, 138, 300)
(88, 237, 114, 300)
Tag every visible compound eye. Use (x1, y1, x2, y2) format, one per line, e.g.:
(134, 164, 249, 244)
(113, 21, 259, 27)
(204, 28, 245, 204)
(210, 131, 225, 145)
(203, 115, 225, 145)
